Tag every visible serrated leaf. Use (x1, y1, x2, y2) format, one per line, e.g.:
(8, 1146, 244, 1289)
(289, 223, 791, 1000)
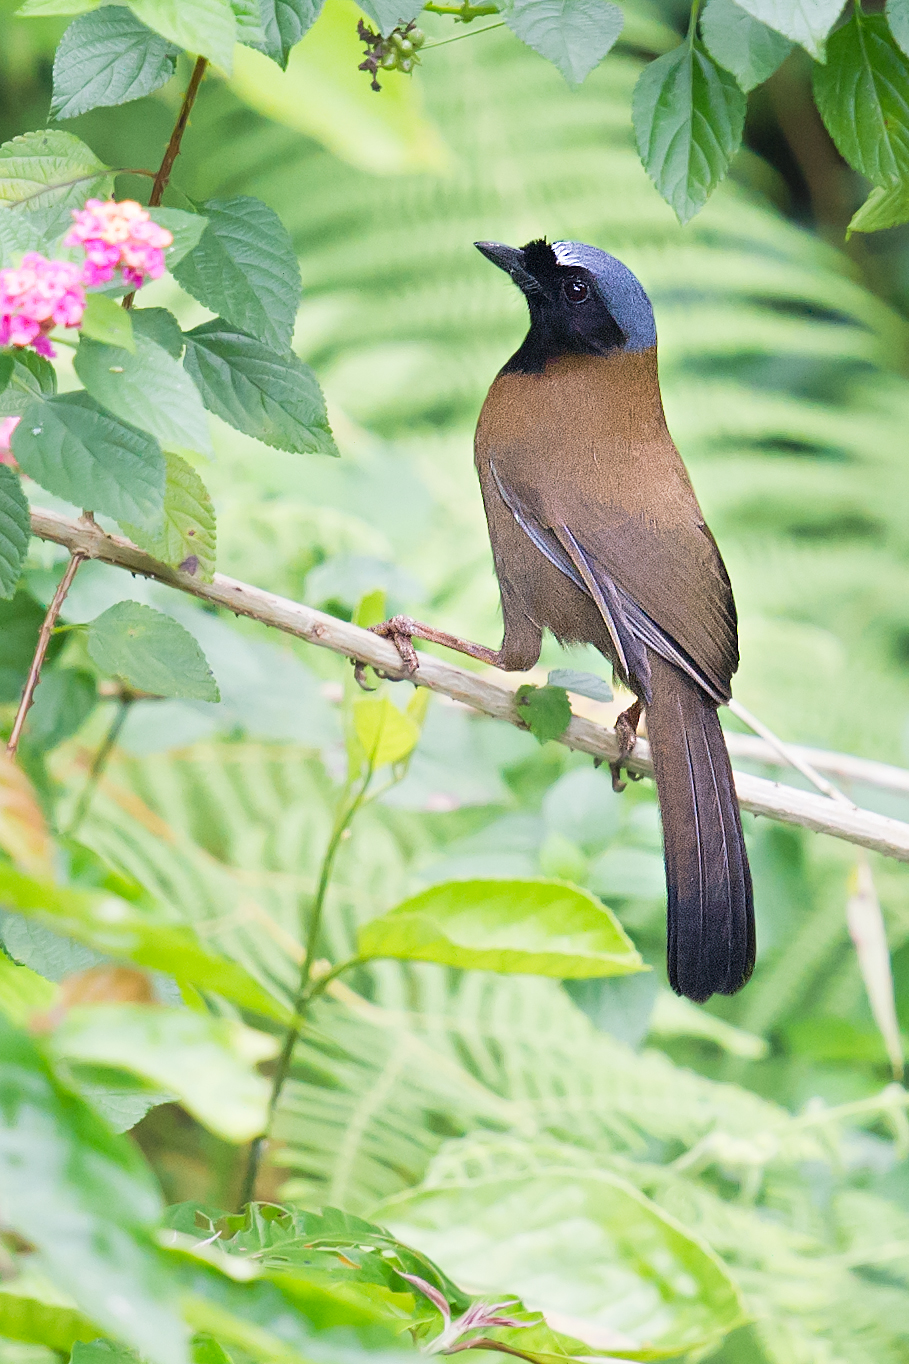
(173, 196, 301, 353)
(49, 1004, 278, 1141)
(0, 464, 30, 600)
(12, 392, 165, 529)
(0, 1013, 189, 1364)
(125, 0, 238, 71)
(148, 206, 208, 269)
(86, 601, 220, 701)
(74, 332, 213, 456)
(249, 0, 322, 66)
(814, 13, 909, 186)
(182, 320, 337, 456)
(546, 669, 612, 702)
(121, 451, 217, 582)
(503, 0, 623, 87)
(131, 305, 184, 357)
(80, 291, 136, 350)
(0, 351, 55, 420)
(700, 0, 792, 91)
(353, 696, 420, 767)
(732, 0, 843, 59)
(232, 0, 266, 44)
(632, 40, 746, 224)
(0, 130, 114, 239)
(50, 8, 178, 121)
(515, 683, 572, 744)
(848, 178, 909, 234)
(357, 0, 423, 35)
(359, 878, 644, 977)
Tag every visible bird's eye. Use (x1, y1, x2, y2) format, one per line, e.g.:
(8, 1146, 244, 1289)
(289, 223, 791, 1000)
(564, 278, 589, 303)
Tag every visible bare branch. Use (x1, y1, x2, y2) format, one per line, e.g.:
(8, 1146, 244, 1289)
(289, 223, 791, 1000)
(28, 506, 909, 863)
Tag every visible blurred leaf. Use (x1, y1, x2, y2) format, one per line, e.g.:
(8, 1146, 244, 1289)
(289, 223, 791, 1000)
(888, 0, 909, 58)
(250, 0, 324, 67)
(700, 0, 792, 91)
(0, 591, 58, 704)
(0, 464, 30, 600)
(846, 856, 903, 1077)
(173, 196, 301, 354)
(18, 0, 100, 12)
(648, 991, 768, 1058)
(122, 451, 217, 582)
(0, 753, 55, 879)
(632, 39, 746, 224)
(380, 1170, 745, 1360)
(546, 669, 612, 702)
(813, 12, 909, 186)
(228, 2, 449, 173)
(183, 321, 337, 457)
(80, 292, 136, 350)
(131, 305, 185, 357)
(72, 1343, 139, 1364)
(0, 1270, 98, 1351)
(515, 683, 571, 744)
(0, 952, 56, 1026)
(588, 846, 666, 899)
(50, 8, 179, 120)
(503, 0, 624, 87)
(0, 864, 290, 1021)
(0, 211, 52, 267)
(358, 878, 645, 977)
(12, 393, 165, 529)
(0, 1012, 189, 1364)
(0, 130, 114, 237)
(49, 1004, 279, 1140)
(848, 178, 909, 234)
(86, 601, 220, 701)
(125, 0, 238, 70)
(145, 209, 209, 271)
(26, 668, 97, 751)
(74, 333, 213, 457)
(0, 351, 56, 420)
(733, 0, 843, 58)
(353, 696, 420, 767)
(357, 0, 422, 34)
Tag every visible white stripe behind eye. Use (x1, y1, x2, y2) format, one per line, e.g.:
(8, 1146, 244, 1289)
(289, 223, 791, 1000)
(552, 241, 584, 267)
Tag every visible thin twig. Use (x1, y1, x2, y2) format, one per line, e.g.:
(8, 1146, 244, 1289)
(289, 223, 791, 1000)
(27, 506, 909, 864)
(7, 551, 84, 760)
(423, 21, 505, 46)
(728, 697, 856, 808)
(66, 694, 132, 837)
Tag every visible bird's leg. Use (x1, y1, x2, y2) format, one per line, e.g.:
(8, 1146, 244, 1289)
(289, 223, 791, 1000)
(353, 615, 503, 689)
(609, 698, 643, 793)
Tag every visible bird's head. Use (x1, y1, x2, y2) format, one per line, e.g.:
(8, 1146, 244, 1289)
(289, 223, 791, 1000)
(475, 238, 656, 374)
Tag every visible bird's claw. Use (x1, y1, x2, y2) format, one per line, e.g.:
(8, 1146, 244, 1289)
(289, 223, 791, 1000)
(369, 615, 420, 675)
(609, 701, 643, 793)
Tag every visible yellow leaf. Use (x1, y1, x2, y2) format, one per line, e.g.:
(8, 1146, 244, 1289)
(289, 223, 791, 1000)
(0, 753, 54, 879)
(228, 0, 449, 174)
(354, 697, 419, 767)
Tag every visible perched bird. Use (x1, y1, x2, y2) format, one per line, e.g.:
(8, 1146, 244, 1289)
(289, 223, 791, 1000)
(368, 238, 754, 1003)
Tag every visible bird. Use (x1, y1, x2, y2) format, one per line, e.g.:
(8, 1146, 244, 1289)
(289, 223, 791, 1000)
(366, 237, 754, 1003)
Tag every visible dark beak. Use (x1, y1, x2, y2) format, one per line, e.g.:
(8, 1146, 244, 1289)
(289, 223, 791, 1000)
(474, 241, 540, 294)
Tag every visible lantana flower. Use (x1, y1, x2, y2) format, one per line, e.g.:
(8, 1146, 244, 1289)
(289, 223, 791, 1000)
(65, 198, 173, 288)
(0, 416, 20, 467)
(0, 253, 85, 358)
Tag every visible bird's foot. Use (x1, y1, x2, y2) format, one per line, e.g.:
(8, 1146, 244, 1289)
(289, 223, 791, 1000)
(353, 615, 503, 689)
(609, 699, 643, 793)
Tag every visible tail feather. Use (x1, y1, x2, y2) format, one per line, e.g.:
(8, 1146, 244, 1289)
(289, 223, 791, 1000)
(645, 652, 754, 1003)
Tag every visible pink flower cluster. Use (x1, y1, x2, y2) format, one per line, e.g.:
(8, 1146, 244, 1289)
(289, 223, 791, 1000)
(0, 253, 85, 359)
(65, 198, 173, 288)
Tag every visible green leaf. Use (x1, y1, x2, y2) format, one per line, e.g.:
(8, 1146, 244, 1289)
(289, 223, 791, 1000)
(353, 696, 420, 767)
(173, 196, 301, 353)
(12, 393, 165, 529)
(26, 668, 97, 750)
(0, 210, 52, 266)
(80, 292, 136, 350)
(888, 0, 909, 58)
(182, 321, 337, 456)
(848, 178, 909, 234)
(700, 0, 792, 91)
(0, 1012, 190, 1364)
(0, 351, 55, 419)
(121, 450, 216, 581)
(86, 600, 220, 701)
(358, 878, 645, 977)
(50, 8, 178, 120)
(732, 0, 843, 59)
(131, 305, 185, 357)
(232, 0, 266, 44)
(546, 669, 612, 702)
(0, 591, 58, 704)
(357, 0, 423, 35)
(813, 13, 909, 186)
(0, 863, 289, 1022)
(0, 130, 114, 239)
(49, 1004, 278, 1141)
(0, 951, 56, 1027)
(0, 354, 11, 394)
(379, 1170, 744, 1359)
(503, 0, 624, 87)
(147, 207, 208, 270)
(249, 0, 322, 67)
(125, 0, 238, 71)
(632, 39, 746, 223)
(515, 683, 572, 744)
(0, 1270, 99, 1352)
(0, 465, 30, 601)
(74, 332, 213, 457)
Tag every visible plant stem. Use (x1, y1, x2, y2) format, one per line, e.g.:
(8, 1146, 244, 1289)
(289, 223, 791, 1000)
(237, 770, 374, 1209)
(122, 54, 208, 310)
(423, 21, 504, 47)
(687, 0, 700, 43)
(423, 1, 499, 15)
(66, 694, 132, 837)
(7, 551, 85, 761)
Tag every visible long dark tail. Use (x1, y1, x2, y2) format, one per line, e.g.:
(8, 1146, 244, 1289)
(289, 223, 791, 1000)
(644, 652, 755, 1003)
